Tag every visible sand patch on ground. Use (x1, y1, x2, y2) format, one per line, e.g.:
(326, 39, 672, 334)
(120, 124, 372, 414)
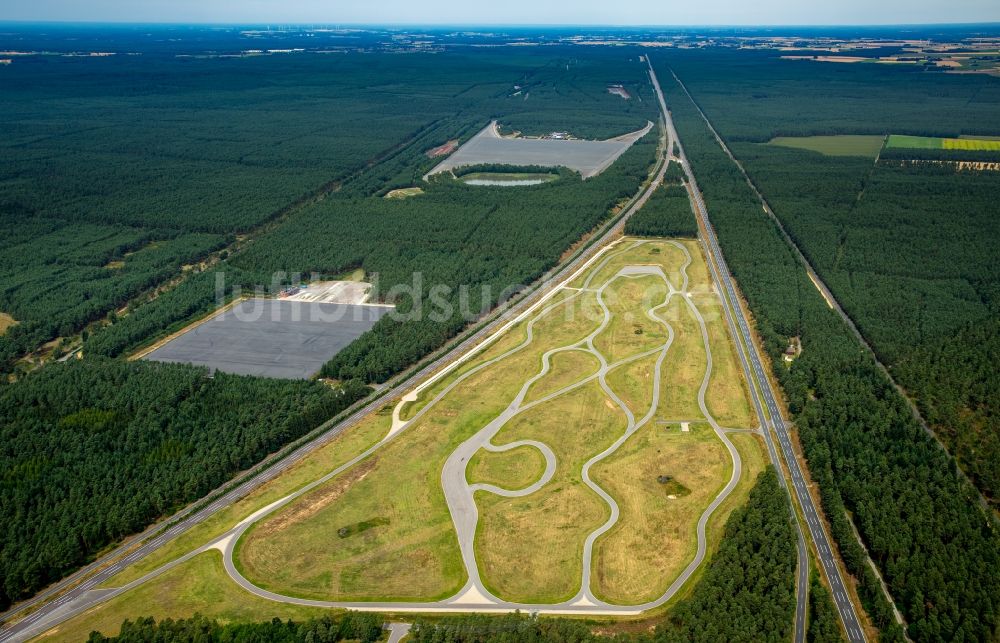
(255, 459, 376, 536)
(0, 312, 17, 336)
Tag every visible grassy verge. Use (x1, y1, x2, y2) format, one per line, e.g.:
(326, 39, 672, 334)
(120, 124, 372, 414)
(40, 552, 332, 643)
(101, 411, 393, 588)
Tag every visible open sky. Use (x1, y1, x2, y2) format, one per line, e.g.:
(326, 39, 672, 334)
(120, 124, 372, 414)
(1, 0, 998, 26)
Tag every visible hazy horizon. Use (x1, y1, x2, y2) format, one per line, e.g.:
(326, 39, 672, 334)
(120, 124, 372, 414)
(2, 0, 998, 27)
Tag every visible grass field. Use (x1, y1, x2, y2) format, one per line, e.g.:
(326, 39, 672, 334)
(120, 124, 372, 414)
(476, 381, 624, 602)
(235, 289, 607, 601)
(590, 423, 729, 604)
(593, 275, 671, 364)
(767, 135, 886, 157)
(467, 443, 548, 490)
(40, 552, 331, 643)
(129, 236, 758, 608)
(886, 134, 1000, 150)
(523, 348, 602, 405)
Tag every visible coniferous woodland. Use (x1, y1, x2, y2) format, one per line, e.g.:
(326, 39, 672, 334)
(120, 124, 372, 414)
(665, 48, 1000, 511)
(85, 613, 384, 643)
(0, 46, 656, 370)
(0, 46, 659, 609)
(656, 59, 999, 641)
(0, 359, 368, 609)
(624, 183, 698, 238)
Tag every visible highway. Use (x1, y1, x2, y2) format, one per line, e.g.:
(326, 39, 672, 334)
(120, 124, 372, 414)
(2, 57, 859, 643)
(0, 65, 674, 643)
(654, 62, 868, 643)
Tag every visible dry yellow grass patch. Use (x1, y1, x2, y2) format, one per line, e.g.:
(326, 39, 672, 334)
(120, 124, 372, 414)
(702, 296, 755, 428)
(605, 352, 659, 419)
(593, 275, 670, 364)
(384, 187, 424, 199)
(41, 552, 330, 643)
(523, 348, 600, 405)
(475, 381, 625, 602)
(0, 312, 16, 336)
(591, 423, 729, 604)
(467, 443, 547, 489)
(656, 297, 705, 420)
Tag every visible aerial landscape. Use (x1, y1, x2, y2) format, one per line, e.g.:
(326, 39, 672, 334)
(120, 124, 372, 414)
(0, 1, 999, 642)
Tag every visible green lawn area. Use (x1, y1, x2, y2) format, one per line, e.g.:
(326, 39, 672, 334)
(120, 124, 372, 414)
(885, 134, 943, 149)
(767, 135, 886, 157)
(459, 172, 559, 184)
(39, 552, 332, 643)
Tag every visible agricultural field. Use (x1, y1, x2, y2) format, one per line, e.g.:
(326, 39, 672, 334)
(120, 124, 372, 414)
(886, 134, 1000, 150)
(767, 135, 886, 157)
(231, 237, 759, 606)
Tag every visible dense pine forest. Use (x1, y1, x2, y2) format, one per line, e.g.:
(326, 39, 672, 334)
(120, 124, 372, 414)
(83, 123, 658, 381)
(0, 45, 659, 610)
(665, 48, 1000, 510)
(657, 59, 1000, 641)
(0, 47, 655, 369)
(0, 360, 369, 609)
(85, 613, 384, 643)
(623, 181, 698, 238)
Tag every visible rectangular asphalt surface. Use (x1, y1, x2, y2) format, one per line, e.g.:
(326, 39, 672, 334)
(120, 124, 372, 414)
(144, 299, 392, 379)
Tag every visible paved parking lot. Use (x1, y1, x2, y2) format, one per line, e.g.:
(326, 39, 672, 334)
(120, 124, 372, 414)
(144, 299, 393, 379)
(427, 120, 653, 179)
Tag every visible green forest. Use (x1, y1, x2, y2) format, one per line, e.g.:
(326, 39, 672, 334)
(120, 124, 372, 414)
(0, 46, 660, 611)
(663, 48, 1000, 511)
(85, 613, 384, 643)
(0, 360, 369, 609)
(1, 47, 655, 369)
(84, 468, 797, 643)
(624, 179, 697, 238)
(657, 58, 1000, 641)
(85, 129, 657, 381)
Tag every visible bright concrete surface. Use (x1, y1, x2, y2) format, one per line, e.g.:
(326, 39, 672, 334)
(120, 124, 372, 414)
(144, 299, 392, 379)
(427, 120, 653, 179)
(281, 280, 374, 304)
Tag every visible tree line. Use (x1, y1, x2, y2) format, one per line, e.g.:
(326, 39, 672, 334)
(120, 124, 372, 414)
(86, 613, 384, 643)
(624, 182, 698, 238)
(657, 61, 999, 641)
(0, 359, 368, 609)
